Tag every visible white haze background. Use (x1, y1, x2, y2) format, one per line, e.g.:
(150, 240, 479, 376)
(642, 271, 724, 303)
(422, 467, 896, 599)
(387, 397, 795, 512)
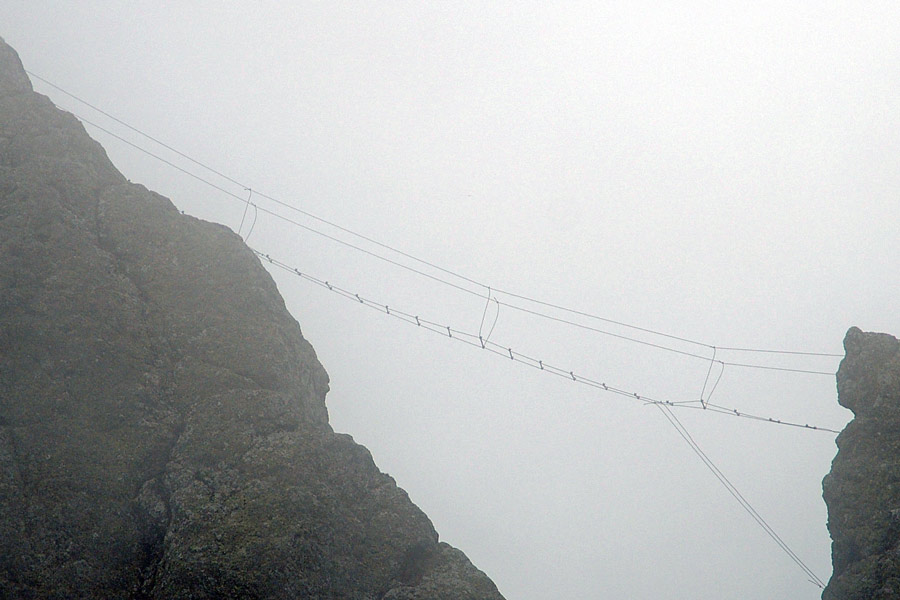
(4, 3, 900, 599)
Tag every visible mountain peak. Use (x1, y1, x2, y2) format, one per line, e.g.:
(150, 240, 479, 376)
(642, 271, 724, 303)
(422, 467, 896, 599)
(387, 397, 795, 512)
(0, 37, 32, 95)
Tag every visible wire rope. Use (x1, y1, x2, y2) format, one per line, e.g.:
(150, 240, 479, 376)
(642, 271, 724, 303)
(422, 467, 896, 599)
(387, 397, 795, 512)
(26, 69, 844, 360)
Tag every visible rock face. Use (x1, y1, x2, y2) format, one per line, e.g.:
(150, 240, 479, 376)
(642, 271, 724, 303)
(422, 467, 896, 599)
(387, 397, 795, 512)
(823, 327, 900, 599)
(0, 37, 504, 599)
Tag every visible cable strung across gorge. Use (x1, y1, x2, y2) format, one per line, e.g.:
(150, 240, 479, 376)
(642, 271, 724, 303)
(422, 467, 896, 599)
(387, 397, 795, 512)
(254, 250, 841, 434)
(26, 70, 845, 366)
(75, 109, 833, 377)
(30, 70, 837, 591)
(257, 248, 834, 587)
(57, 113, 838, 376)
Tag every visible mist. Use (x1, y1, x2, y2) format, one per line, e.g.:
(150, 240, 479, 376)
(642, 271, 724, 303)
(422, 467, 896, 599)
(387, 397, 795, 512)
(3, 3, 899, 598)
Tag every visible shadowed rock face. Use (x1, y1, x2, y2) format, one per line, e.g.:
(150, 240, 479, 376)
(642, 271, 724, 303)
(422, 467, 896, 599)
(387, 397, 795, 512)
(0, 37, 504, 600)
(823, 327, 900, 600)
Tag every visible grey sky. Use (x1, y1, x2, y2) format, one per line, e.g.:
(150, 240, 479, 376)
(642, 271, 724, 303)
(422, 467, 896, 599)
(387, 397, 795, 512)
(3, 2, 899, 598)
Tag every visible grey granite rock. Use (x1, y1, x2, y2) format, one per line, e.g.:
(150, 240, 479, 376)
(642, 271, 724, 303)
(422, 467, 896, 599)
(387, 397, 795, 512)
(823, 327, 900, 599)
(0, 36, 504, 600)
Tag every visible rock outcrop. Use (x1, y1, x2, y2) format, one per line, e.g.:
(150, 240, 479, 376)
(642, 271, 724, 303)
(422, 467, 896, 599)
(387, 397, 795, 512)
(0, 37, 503, 599)
(823, 327, 900, 599)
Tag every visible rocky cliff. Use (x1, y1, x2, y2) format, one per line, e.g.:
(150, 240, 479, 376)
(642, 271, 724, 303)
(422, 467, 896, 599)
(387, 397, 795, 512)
(823, 327, 900, 599)
(0, 37, 503, 599)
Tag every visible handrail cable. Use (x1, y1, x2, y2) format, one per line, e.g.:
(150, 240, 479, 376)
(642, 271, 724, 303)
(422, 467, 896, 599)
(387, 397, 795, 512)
(25, 69, 844, 361)
(59, 104, 838, 379)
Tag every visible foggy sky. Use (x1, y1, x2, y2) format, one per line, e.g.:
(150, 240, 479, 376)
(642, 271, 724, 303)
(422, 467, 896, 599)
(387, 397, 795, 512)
(3, 3, 899, 599)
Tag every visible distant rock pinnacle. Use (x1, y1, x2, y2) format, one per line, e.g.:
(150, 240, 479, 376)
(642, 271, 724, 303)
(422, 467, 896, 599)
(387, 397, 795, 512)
(823, 327, 900, 599)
